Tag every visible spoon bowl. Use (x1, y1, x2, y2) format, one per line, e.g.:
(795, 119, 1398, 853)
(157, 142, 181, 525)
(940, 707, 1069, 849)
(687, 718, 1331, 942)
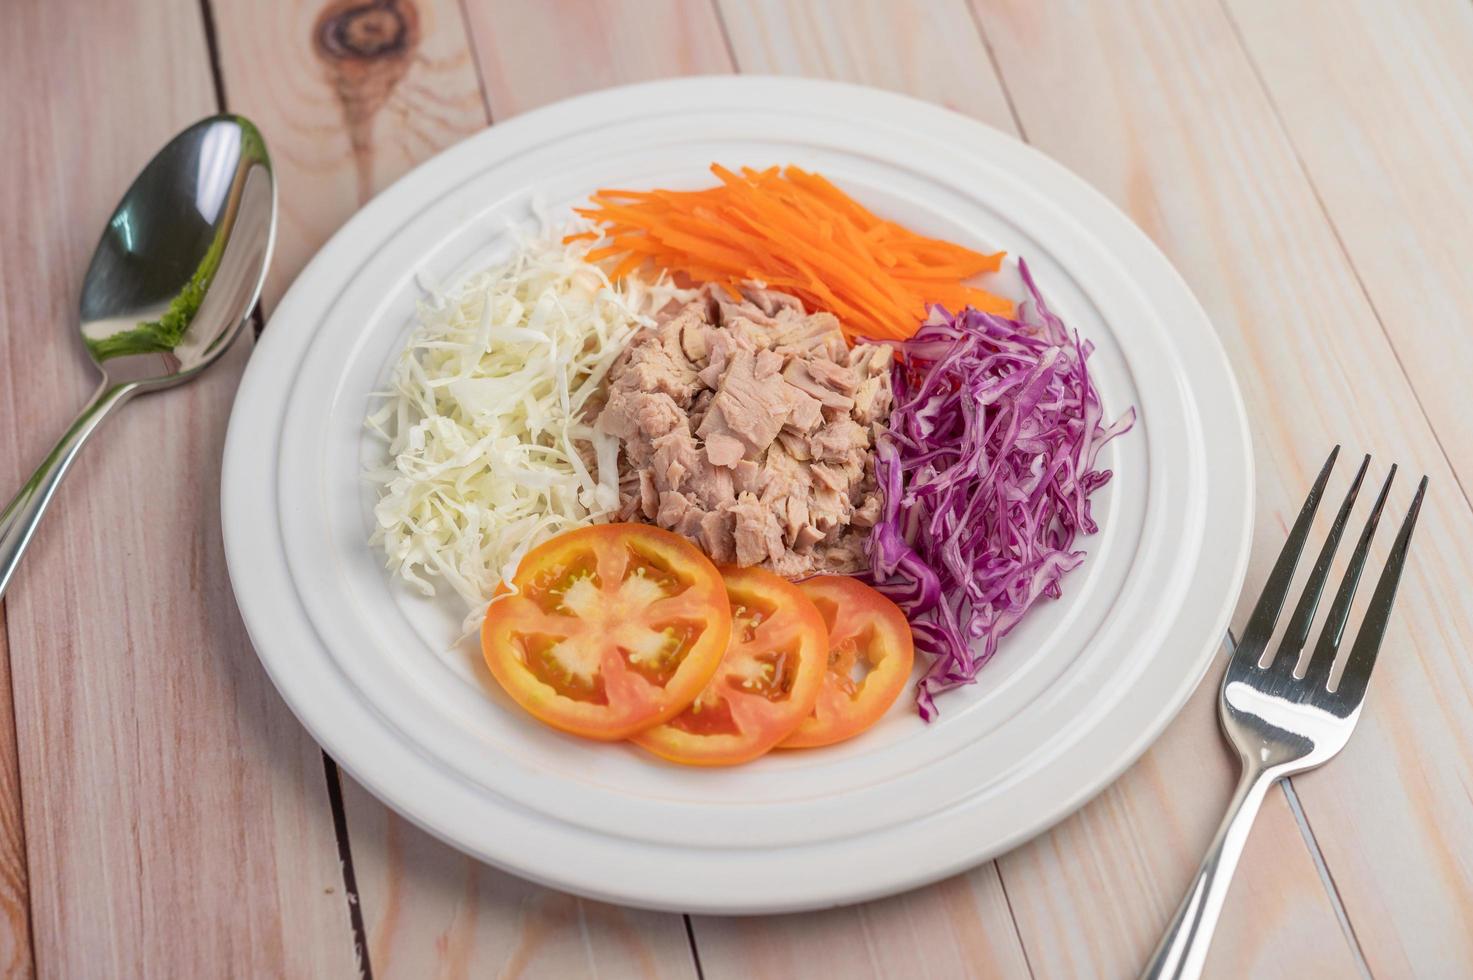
(80, 115, 274, 384)
(0, 114, 276, 598)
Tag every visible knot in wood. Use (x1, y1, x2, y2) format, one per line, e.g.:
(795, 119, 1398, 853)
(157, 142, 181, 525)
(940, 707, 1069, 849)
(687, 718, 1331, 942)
(315, 0, 413, 62)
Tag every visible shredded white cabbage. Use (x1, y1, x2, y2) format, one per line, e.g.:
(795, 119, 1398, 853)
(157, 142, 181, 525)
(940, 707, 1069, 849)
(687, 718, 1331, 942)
(366, 233, 691, 623)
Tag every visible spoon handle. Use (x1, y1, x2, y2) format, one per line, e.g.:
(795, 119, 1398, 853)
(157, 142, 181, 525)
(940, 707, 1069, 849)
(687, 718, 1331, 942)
(0, 381, 135, 601)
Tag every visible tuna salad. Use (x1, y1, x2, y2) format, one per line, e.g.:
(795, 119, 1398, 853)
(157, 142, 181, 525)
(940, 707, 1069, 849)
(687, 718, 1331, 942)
(371, 166, 1134, 736)
(597, 286, 894, 576)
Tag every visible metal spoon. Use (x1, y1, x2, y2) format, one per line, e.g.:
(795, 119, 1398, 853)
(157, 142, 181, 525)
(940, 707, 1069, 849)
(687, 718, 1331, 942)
(0, 115, 276, 600)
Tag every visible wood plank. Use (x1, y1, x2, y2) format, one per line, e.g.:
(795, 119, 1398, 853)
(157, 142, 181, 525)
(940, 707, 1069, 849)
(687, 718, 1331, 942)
(463, 0, 733, 117)
(0, 0, 360, 974)
(973, 0, 1473, 975)
(208, 2, 700, 975)
(691, 866, 1032, 980)
(707, 2, 1358, 976)
(715, 0, 1016, 131)
(209, 0, 490, 310)
(0, 607, 33, 980)
(1228, 0, 1473, 500)
(342, 775, 695, 979)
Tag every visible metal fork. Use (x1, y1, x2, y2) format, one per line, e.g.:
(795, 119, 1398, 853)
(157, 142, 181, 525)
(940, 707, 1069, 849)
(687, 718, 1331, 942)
(1142, 447, 1427, 980)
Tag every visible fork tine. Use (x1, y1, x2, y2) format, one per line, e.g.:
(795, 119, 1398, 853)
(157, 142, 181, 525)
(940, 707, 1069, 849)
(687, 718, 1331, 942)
(1302, 466, 1396, 688)
(1333, 476, 1428, 705)
(1267, 454, 1370, 676)
(1236, 445, 1339, 668)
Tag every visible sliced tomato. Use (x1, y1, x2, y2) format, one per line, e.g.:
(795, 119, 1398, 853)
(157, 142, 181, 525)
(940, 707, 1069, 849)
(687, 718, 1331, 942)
(481, 524, 731, 740)
(780, 575, 914, 749)
(632, 565, 829, 766)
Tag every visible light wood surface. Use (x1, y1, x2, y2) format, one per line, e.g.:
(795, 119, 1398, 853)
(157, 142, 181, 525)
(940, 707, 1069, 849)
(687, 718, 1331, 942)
(210, 0, 488, 310)
(0, 0, 358, 976)
(716, 0, 1018, 130)
(1228, 0, 1473, 496)
(342, 775, 695, 979)
(462, 0, 732, 117)
(3, 0, 1471, 977)
(0, 608, 31, 980)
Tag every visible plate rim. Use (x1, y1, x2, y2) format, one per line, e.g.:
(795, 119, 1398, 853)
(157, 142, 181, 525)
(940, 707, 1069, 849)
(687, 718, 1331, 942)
(222, 74, 1254, 913)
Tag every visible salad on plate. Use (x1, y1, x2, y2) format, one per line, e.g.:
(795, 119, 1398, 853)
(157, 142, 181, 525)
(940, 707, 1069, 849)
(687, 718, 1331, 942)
(367, 164, 1133, 765)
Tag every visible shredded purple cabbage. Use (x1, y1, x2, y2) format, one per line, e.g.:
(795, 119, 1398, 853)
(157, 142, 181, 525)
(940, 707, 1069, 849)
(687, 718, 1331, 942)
(868, 260, 1135, 719)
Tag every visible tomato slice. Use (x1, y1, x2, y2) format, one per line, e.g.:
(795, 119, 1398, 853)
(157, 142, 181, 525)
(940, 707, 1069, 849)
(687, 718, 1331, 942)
(632, 565, 829, 766)
(780, 576, 915, 749)
(481, 524, 731, 740)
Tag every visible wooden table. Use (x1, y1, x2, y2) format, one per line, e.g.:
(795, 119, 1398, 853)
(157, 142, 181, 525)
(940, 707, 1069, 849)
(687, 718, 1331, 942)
(3, 0, 1471, 976)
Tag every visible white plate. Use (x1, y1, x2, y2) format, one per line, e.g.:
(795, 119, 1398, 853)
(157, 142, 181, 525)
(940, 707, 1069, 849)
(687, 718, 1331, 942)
(222, 77, 1252, 914)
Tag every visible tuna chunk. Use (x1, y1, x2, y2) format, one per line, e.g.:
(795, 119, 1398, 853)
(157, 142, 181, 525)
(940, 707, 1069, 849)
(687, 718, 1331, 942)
(597, 285, 893, 577)
(851, 375, 889, 425)
(651, 430, 700, 491)
(809, 462, 849, 492)
(705, 432, 745, 467)
(656, 489, 694, 528)
(698, 510, 736, 563)
(811, 418, 869, 462)
(731, 492, 781, 566)
(739, 286, 806, 319)
(782, 361, 855, 411)
(806, 357, 859, 395)
(849, 345, 895, 425)
(774, 429, 813, 462)
(774, 311, 847, 360)
(793, 525, 826, 551)
(851, 493, 882, 528)
(699, 349, 791, 453)
(672, 297, 719, 362)
(731, 459, 762, 494)
(599, 389, 685, 442)
(782, 494, 811, 546)
(785, 388, 824, 432)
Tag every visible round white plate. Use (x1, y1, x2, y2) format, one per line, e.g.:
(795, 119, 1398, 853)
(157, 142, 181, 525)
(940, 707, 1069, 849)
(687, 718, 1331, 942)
(222, 77, 1252, 914)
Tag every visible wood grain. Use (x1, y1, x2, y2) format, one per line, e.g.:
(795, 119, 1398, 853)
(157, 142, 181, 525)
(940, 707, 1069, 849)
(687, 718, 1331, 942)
(208, 2, 699, 975)
(708, 2, 1359, 975)
(0, 0, 360, 974)
(975, 0, 1473, 975)
(691, 866, 1032, 980)
(462, 0, 733, 118)
(1227, 0, 1473, 502)
(715, 0, 1017, 131)
(209, 0, 489, 310)
(342, 775, 695, 979)
(0, 608, 33, 980)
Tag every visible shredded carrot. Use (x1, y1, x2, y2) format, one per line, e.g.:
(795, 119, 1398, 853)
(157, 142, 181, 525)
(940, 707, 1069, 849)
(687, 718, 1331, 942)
(567, 164, 1011, 343)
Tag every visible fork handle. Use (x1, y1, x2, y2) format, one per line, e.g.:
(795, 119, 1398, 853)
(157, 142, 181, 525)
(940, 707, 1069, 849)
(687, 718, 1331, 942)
(1140, 762, 1276, 980)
